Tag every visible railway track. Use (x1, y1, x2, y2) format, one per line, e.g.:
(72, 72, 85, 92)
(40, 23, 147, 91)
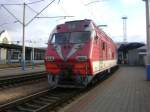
(0, 66, 119, 112)
(0, 73, 110, 112)
(0, 71, 47, 89)
(0, 88, 82, 112)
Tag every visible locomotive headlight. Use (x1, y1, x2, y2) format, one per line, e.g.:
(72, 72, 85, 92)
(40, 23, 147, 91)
(76, 56, 88, 61)
(46, 56, 55, 61)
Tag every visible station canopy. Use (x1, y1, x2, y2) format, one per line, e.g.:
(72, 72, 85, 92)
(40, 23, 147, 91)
(118, 42, 145, 51)
(0, 43, 45, 51)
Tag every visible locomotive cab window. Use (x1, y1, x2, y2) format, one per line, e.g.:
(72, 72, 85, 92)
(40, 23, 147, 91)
(70, 31, 91, 43)
(51, 33, 69, 44)
(50, 31, 91, 44)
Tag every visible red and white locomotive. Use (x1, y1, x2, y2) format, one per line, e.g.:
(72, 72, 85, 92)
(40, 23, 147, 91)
(45, 19, 117, 88)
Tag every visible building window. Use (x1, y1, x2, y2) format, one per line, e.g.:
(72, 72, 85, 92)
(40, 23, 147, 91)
(11, 51, 19, 60)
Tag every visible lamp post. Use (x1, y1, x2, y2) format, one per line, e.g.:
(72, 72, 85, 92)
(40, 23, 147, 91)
(29, 40, 35, 69)
(143, 0, 150, 80)
(22, 2, 26, 70)
(122, 16, 127, 43)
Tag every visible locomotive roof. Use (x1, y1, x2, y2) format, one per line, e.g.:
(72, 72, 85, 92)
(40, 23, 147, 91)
(56, 19, 94, 32)
(65, 19, 92, 24)
(56, 19, 115, 45)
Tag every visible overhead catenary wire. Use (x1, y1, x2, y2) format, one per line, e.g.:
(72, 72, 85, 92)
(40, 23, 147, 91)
(0, 0, 72, 28)
(0, 3, 23, 5)
(0, 0, 66, 47)
(0, 0, 77, 44)
(1, 0, 57, 27)
(0, 0, 44, 5)
(0, 20, 18, 27)
(26, 4, 38, 14)
(36, 16, 74, 18)
(1, 4, 23, 24)
(80, 0, 108, 27)
(56, 2, 73, 21)
(79, 0, 96, 20)
(0, 5, 16, 28)
(0, 0, 57, 70)
(26, 0, 45, 5)
(84, 0, 100, 6)
(26, 0, 56, 26)
(0, 0, 46, 27)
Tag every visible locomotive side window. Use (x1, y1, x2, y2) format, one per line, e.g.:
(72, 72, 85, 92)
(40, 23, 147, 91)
(102, 42, 105, 50)
(70, 31, 91, 43)
(112, 52, 114, 59)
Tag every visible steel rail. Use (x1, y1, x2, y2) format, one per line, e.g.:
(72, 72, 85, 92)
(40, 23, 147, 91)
(0, 71, 47, 89)
(0, 88, 81, 112)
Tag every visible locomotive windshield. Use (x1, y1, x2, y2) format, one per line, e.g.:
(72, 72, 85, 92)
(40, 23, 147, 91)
(50, 31, 91, 44)
(51, 33, 69, 44)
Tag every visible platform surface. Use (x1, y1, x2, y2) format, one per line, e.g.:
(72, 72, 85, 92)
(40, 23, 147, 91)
(61, 66, 150, 112)
(0, 65, 45, 77)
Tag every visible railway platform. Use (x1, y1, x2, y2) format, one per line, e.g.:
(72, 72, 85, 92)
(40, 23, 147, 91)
(61, 66, 150, 112)
(0, 65, 45, 77)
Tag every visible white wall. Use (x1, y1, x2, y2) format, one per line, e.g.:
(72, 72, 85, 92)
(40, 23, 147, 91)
(0, 30, 11, 44)
(0, 48, 7, 64)
(0, 30, 11, 63)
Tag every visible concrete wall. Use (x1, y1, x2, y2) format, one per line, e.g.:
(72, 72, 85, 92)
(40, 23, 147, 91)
(128, 49, 146, 66)
(128, 49, 139, 65)
(0, 30, 11, 64)
(0, 48, 7, 64)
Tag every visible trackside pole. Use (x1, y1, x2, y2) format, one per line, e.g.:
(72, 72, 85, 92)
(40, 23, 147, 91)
(147, 64, 150, 80)
(32, 45, 34, 69)
(22, 2, 26, 70)
(143, 0, 150, 80)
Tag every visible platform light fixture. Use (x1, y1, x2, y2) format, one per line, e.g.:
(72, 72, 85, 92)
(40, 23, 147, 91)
(97, 25, 108, 28)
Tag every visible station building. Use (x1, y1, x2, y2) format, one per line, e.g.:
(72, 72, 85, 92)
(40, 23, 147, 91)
(117, 42, 146, 66)
(0, 30, 45, 64)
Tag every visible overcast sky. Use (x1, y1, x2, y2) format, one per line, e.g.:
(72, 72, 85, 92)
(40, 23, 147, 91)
(0, 0, 146, 47)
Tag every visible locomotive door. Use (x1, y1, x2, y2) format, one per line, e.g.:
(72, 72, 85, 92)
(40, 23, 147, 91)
(95, 31, 103, 72)
(98, 37, 101, 71)
(100, 40, 103, 70)
(96, 33, 101, 72)
(99, 39, 101, 71)
(101, 40, 106, 69)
